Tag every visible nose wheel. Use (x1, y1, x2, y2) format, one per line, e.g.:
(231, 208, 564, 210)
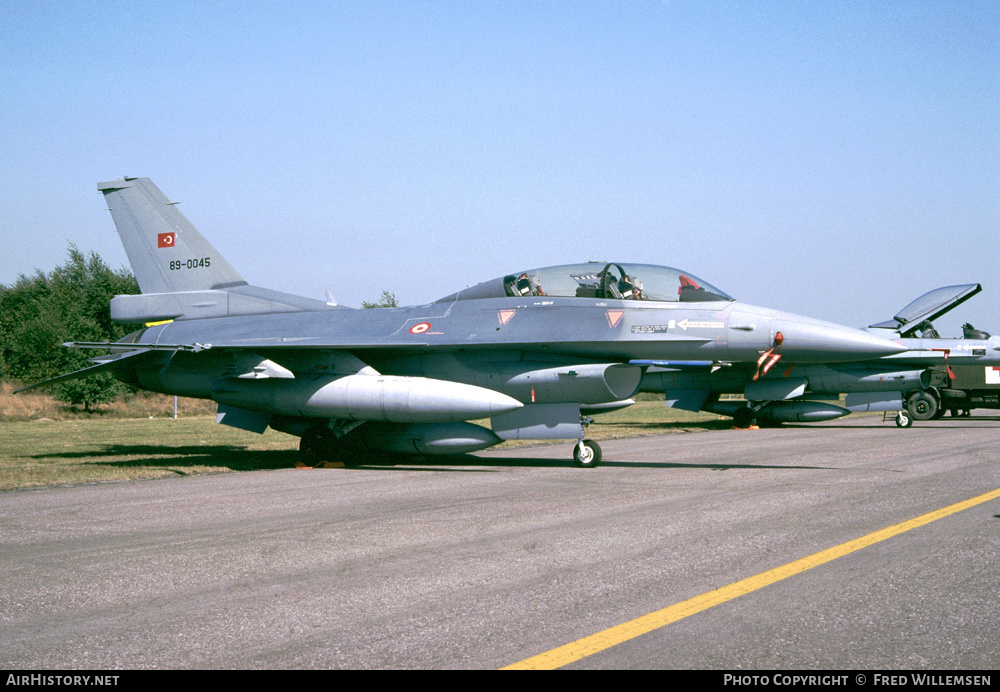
(574, 439, 602, 468)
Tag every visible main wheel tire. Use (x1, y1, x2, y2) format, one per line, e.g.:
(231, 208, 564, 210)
(299, 428, 326, 465)
(299, 427, 351, 467)
(907, 391, 938, 421)
(573, 440, 602, 468)
(733, 406, 756, 428)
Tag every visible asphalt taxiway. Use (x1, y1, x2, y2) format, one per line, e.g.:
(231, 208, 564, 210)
(2, 416, 998, 669)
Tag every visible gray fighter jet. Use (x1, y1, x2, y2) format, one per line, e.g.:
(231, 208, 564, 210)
(19, 177, 905, 467)
(641, 283, 1000, 428)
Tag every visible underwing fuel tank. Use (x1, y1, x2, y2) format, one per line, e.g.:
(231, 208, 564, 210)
(212, 375, 523, 423)
(344, 422, 502, 455)
(706, 399, 850, 423)
(759, 400, 850, 422)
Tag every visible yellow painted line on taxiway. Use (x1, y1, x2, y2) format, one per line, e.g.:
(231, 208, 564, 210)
(503, 487, 1000, 670)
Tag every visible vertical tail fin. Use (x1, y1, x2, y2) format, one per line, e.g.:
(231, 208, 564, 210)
(98, 177, 245, 294)
(99, 177, 339, 323)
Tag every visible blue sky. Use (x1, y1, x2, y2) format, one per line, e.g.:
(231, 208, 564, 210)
(2, 1, 997, 334)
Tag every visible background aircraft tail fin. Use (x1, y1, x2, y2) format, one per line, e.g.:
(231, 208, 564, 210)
(98, 177, 245, 294)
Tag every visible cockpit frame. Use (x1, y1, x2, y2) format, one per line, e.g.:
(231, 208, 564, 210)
(439, 262, 733, 304)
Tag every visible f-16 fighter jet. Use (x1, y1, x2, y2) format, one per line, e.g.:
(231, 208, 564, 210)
(20, 178, 905, 466)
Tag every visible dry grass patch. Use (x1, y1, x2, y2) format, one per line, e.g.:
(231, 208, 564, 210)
(0, 381, 216, 422)
(0, 417, 299, 491)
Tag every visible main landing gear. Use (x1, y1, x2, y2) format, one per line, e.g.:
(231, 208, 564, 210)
(732, 406, 758, 429)
(298, 424, 363, 468)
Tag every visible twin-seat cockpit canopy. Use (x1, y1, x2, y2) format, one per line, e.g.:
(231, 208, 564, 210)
(869, 283, 985, 338)
(436, 262, 734, 304)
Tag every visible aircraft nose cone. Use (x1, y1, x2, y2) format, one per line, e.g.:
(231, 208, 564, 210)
(775, 318, 906, 361)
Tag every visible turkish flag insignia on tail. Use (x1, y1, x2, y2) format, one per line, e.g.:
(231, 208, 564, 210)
(157, 232, 175, 248)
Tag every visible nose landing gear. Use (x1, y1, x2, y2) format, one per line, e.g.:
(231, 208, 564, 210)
(573, 439, 602, 468)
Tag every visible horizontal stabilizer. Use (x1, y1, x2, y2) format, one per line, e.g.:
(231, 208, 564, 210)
(110, 285, 339, 324)
(66, 341, 211, 352)
(15, 349, 156, 393)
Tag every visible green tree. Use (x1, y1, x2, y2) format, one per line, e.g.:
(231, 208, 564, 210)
(361, 290, 399, 309)
(0, 246, 139, 409)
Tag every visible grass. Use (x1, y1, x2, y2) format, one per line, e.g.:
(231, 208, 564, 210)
(0, 417, 300, 491)
(0, 394, 730, 491)
(0, 381, 217, 421)
(0, 382, 294, 490)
